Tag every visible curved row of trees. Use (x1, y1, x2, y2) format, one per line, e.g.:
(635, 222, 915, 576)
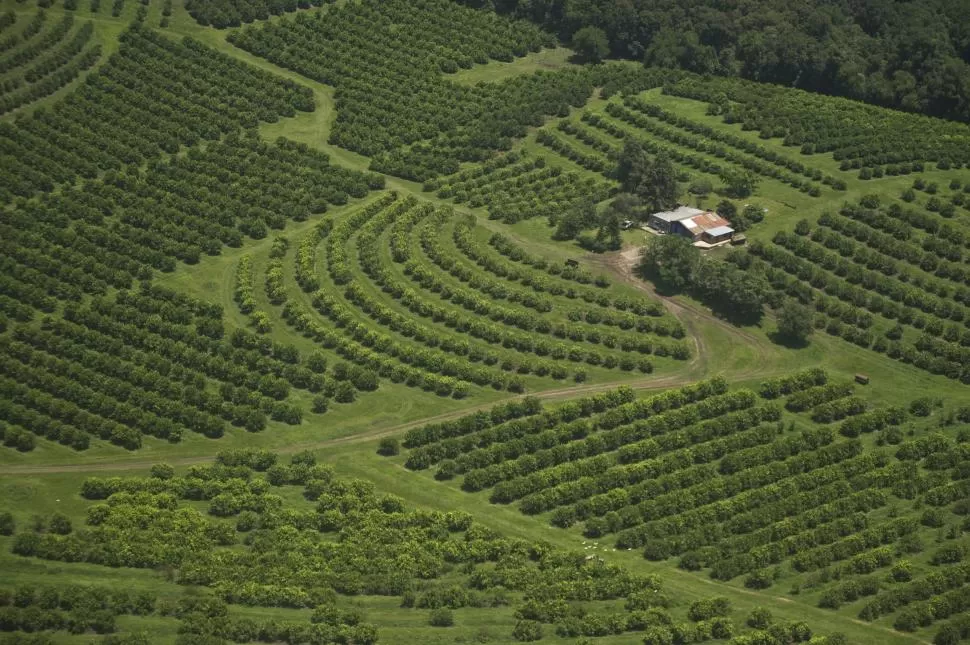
(257, 192, 692, 397)
(303, 195, 688, 394)
(427, 151, 615, 224)
(0, 12, 73, 74)
(2, 26, 313, 202)
(1, 130, 377, 317)
(0, 11, 103, 115)
(664, 76, 970, 170)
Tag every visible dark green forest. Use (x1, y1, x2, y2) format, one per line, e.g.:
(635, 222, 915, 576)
(464, 0, 970, 123)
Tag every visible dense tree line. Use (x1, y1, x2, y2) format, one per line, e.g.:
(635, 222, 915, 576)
(294, 220, 331, 293)
(464, 0, 970, 124)
(758, 368, 828, 399)
(233, 256, 271, 333)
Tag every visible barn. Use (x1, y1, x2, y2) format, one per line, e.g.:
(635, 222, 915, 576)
(647, 206, 705, 234)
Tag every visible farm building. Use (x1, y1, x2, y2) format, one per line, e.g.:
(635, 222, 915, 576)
(701, 225, 735, 245)
(670, 211, 735, 244)
(647, 206, 705, 233)
(648, 206, 737, 246)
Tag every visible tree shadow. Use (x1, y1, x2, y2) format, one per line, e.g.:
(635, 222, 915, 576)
(634, 264, 683, 297)
(767, 330, 811, 349)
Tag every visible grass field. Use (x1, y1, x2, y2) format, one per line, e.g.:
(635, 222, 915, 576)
(1, 0, 969, 642)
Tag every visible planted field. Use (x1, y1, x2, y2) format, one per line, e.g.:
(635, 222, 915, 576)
(0, 134, 382, 453)
(0, 25, 312, 200)
(228, 0, 681, 182)
(425, 84, 857, 237)
(278, 193, 689, 399)
(186, 0, 332, 28)
(1, 448, 862, 644)
(1, 0, 969, 643)
(0, 9, 102, 114)
(664, 75, 970, 176)
(391, 369, 970, 642)
(425, 151, 616, 224)
(733, 195, 970, 383)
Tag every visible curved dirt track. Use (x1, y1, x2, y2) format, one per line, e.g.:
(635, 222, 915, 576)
(594, 246, 777, 381)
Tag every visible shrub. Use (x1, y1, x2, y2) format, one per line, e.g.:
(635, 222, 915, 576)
(744, 569, 773, 589)
(891, 561, 913, 582)
(335, 382, 356, 404)
(435, 460, 458, 481)
(48, 513, 72, 535)
(909, 397, 937, 417)
(150, 463, 175, 480)
(429, 608, 454, 627)
(377, 437, 400, 456)
(512, 619, 543, 641)
(747, 608, 773, 629)
(687, 597, 731, 621)
(0, 512, 14, 536)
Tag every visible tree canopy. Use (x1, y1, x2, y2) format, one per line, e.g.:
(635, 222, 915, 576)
(640, 235, 767, 323)
(465, 0, 970, 123)
(616, 141, 679, 214)
(572, 26, 609, 63)
(776, 299, 815, 346)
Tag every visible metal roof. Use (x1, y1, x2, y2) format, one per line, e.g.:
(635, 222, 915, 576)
(651, 206, 704, 222)
(704, 225, 735, 237)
